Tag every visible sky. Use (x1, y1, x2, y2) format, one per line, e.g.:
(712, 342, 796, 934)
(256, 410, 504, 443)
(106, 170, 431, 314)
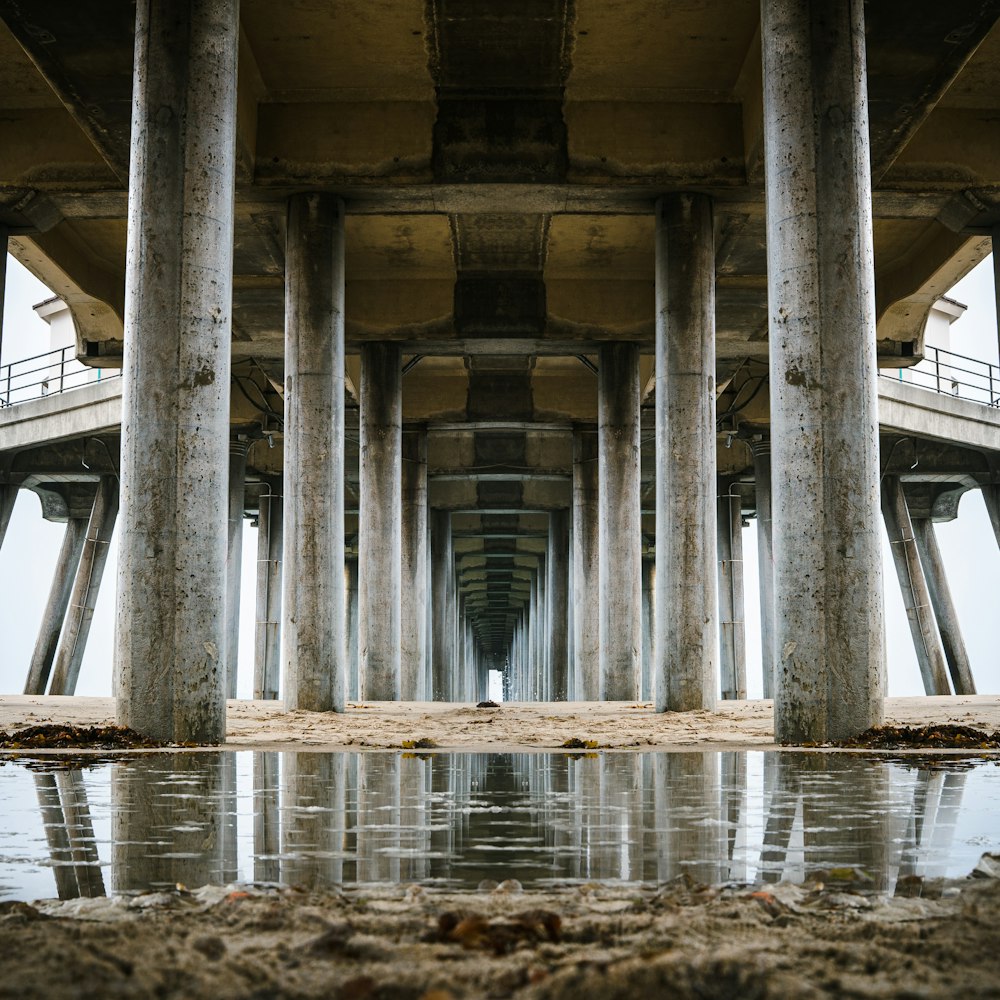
(0, 252, 998, 700)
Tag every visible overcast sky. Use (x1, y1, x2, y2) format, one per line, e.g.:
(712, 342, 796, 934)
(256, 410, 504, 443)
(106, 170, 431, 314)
(1, 253, 998, 700)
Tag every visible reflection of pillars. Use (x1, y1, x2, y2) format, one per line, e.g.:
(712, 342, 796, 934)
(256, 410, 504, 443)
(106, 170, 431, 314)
(225, 440, 249, 698)
(655, 194, 718, 713)
(717, 478, 747, 700)
(401, 428, 428, 700)
(752, 440, 775, 698)
(431, 509, 451, 700)
(599, 755, 644, 881)
(345, 559, 360, 702)
(220, 753, 238, 883)
(881, 477, 950, 695)
(640, 558, 654, 702)
(0, 483, 17, 551)
(113, 754, 226, 893)
(573, 428, 600, 700)
(281, 753, 345, 889)
(911, 517, 976, 695)
(50, 476, 120, 695)
(547, 508, 570, 700)
(759, 754, 799, 883)
(359, 342, 402, 701)
(253, 751, 280, 883)
(115, 0, 238, 744)
(24, 517, 88, 694)
(399, 753, 431, 882)
(34, 773, 81, 899)
(56, 771, 105, 897)
(720, 752, 747, 882)
(899, 769, 968, 880)
(253, 480, 283, 700)
(652, 753, 725, 885)
(283, 193, 347, 713)
(763, 0, 884, 742)
(599, 343, 641, 700)
(356, 755, 400, 883)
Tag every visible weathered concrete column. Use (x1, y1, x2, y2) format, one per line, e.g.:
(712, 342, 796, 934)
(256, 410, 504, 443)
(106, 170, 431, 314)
(25, 517, 88, 695)
(717, 479, 747, 700)
(401, 428, 428, 700)
(359, 343, 402, 701)
(345, 558, 359, 702)
(115, 0, 239, 743)
(547, 508, 570, 700)
(0, 484, 17, 552)
(253, 480, 282, 700)
(282, 193, 346, 712)
(641, 557, 654, 702)
(762, 0, 884, 742)
(752, 439, 776, 698)
(430, 509, 452, 699)
(598, 343, 641, 700)
(50, 477, 120, 695)
(911, 516, 976, 695)
(572, 427, 600, 700)
(881, 477, 950, 695)
(225, 439, 249, 699)
(654, 193, 717, 713)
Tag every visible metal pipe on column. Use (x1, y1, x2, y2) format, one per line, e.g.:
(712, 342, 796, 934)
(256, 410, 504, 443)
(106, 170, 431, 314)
(50, 477, 120, 695)
(253, 479, 282, 700)
(752, 439, 775, 698)
(717, 478, 747, 700)
(282, 192, 347, 713)
(225, 439, 249, 699)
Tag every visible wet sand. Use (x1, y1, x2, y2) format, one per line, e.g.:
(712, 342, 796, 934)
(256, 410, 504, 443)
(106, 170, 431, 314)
(1, 693, 998, 751)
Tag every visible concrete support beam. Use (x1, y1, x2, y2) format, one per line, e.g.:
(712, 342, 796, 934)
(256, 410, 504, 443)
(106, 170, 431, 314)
(253, 481, 282, 700)
(360, 343, 402, 701)
(282, 192, 346, 712)
(752, 440, 775, 698)
(984, 486, 1000, 551)
(401, 428, 428, 700)
(0, 484, 17, 553)
(430, 508, 452, 700)
(654, 193, 717, 712)
(25, 517, 88, 695)
(717, 479, 747, 700)
(881, 477, 950, 695)
(225, 439, 249, 699)
(50, 477, 120, 695)
(598, 342, 641, 701)
(762, 0, 884, 742)
(547, 508, 570, 700)
(115, 0, 239, 743)
(911, 516, 976, 696)
(572, 427, 600, 701)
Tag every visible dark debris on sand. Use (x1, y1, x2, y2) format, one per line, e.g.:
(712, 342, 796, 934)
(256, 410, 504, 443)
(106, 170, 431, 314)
(0, 724, 166, 750)
(835, 724, 1000, 750)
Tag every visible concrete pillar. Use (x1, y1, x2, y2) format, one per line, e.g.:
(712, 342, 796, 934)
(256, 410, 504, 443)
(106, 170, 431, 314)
(598, 342, 641, 700)
(572, 427, 600, 700)
(912, 517, 976, 695)
(640, 558, 654, 702)
(346, 558, 359, 702)
(50, 477, 120, 695)
(282, 193, 346, 712)
(654, 193, 717, 713)
(430, 509, 452, 700)
(401, 428, 428, 700)
(359, 343, 402, 701)
(253, 481, 282, 700)
(25, 517, 88, 695)
(0, 484, 17, 552)
(984, 486, 1000, 550)
(717, 479, 747, 700)
(547, 508, 570, 700)
(752, 440, 776, 698)
(115, 0, 238, 743)
(881, 477, 951, 695)
(225, 439, 248, 699)
(762, 0, 884, 742)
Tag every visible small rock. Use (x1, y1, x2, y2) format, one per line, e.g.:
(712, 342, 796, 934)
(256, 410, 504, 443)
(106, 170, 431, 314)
(972, 852, 1000, 879)
(192, 935, 226, 961)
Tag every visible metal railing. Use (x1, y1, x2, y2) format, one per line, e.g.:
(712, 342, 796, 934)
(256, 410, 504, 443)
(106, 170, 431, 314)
(880, 344, 1000, 408)
(0, 345, 120, 408)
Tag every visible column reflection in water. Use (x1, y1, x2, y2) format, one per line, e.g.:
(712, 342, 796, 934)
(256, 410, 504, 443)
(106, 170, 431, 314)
(112, 755, 227, 894)
(253, 751, 280, 883)
(897, 767, 968, 883)
(720, 751, 747, 882)
(34, 770, 105, 899)
(356, 754, 400, 883)
(280, 753, 346, 889)
(399, 753, 432, 882)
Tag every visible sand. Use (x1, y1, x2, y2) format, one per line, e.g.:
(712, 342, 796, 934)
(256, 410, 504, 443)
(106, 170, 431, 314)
(1, 694, 999, 751)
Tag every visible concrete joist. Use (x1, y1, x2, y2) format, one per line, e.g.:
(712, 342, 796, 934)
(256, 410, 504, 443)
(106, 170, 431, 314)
(762, 0, 885, 743)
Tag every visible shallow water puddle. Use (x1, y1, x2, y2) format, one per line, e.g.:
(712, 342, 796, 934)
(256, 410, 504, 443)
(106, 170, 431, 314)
(0, 751, 997, 901)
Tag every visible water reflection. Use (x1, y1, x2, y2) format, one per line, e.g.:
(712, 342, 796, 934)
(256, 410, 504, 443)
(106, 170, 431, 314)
(1, 751, 996, 901)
